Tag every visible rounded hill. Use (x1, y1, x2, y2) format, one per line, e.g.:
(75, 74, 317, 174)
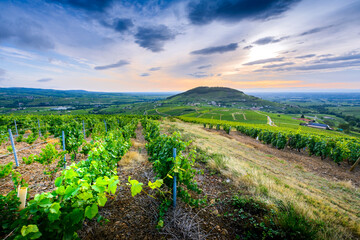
(165, 86, 279, 109)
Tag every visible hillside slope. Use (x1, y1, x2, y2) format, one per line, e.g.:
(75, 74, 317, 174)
(162, 120, 360, 239)
(164, 86, 283, 110)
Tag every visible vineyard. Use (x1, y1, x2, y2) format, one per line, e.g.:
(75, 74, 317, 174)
(0, 114, 359, 239)
(0, 115, 144, 239)
(178, 116, 360, 166)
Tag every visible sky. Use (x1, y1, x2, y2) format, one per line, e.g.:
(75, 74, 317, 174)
(0, 0, 359, 92)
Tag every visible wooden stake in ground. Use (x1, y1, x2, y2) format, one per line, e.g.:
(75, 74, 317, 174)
(350, 157, 360, 172)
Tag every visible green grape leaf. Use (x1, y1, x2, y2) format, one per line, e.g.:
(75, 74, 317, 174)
(54, 177, 63, 187)
(21, 225, 42, 239)
(56, 186, 65, 195)
(108, 179, 119, 194)
(64, 169, 78, 179)
(77, 192, 93, 201)
(97, 193, 107, 207)
(91, 185, 105, 193)
(157, 220, 164, 228)
(38, 198, 52, 208)
(68, 209, 83, 224)
(148, 179, 163, 190)
(128, 176, 143, 197)
(64, 186, 79, 199)
(49, 202, 61, 214)
(85, 204, 98, 219)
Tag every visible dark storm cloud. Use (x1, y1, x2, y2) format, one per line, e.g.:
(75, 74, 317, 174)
(191, 43, 238, 55)
(198, 64, 212, 69)
(187, 0, 300, 25)
(318, 53, 360, 62)
(37, 78, 53, 82)
(243, 45, 253, 50)
(188, 72, 213, 78)
(299, 25, 333, 36)
(263, 62, 294, 68)
(134, 25, 176, 52)
(149, 67, 161, 71)
(47, 0, 114, 12)
(0, 17, 54, 50)
(121, 0, 178, 11)
(295, 54, 316, 59)
(94, 60, 130, 70)
(140, 73, 150, 77)
(243, 57, 284, 65)
(253, 36, 288, 45)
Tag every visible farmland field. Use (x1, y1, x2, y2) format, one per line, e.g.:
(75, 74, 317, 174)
(1, 113, 359, 240)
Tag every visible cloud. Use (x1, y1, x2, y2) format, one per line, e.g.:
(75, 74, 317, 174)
(318, 54, 333, 58)
(318, 53, 360, 62)
(282, 50, 297, 54)
(94, 60, 129, 70)
(37, 78, 53, 82)
(188, 72, 213, 78)
(149, 67, 161, 71)
(295, 54, 316, 59)
(253, 36, 288, 45)
(0, 17, 54, 50)
(243, 57, 284, 65)
(47, 0, 114, 12)
(263, 62, 294, 68)
(0, 68, 5, 76)
(279, 59, 360, 71)
(299, 25, 333, 36)
(243, 45, 253, 50)
(134, 25, 176, 52)
(198, 64, 212, 69)
(187, 0, 300, 25)
(191, 43, 238, 55)
(105, 18, 134, 33)
(140, 73, 150, 77)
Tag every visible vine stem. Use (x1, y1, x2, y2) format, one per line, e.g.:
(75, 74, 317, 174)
(3, 227, 17, 240)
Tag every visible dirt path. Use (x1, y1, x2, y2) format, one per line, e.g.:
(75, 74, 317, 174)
(232, 112, 247, 121)
(155, 108, 169, 116)
(242, 112, 247, 120)
(79, 125, 161, 239)
(79, 124, 249, 240)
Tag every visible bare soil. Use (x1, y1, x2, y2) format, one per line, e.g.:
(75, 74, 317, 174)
(79, 125, 244, 240)
(0, 137, 87, 198)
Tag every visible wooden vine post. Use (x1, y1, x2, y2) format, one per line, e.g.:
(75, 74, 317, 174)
(173, 148, 177, 208)
(350, 157, 360, 172)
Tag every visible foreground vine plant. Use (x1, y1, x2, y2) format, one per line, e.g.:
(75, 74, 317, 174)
(0, 118, 138, 240)
(128, 119, 206, 228)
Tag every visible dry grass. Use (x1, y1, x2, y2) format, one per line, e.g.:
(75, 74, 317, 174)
(131, 139, 145, 149)
(162, 120, 360, 240)
(119, 151, 144, 167)
(47, 138, 60, 145)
